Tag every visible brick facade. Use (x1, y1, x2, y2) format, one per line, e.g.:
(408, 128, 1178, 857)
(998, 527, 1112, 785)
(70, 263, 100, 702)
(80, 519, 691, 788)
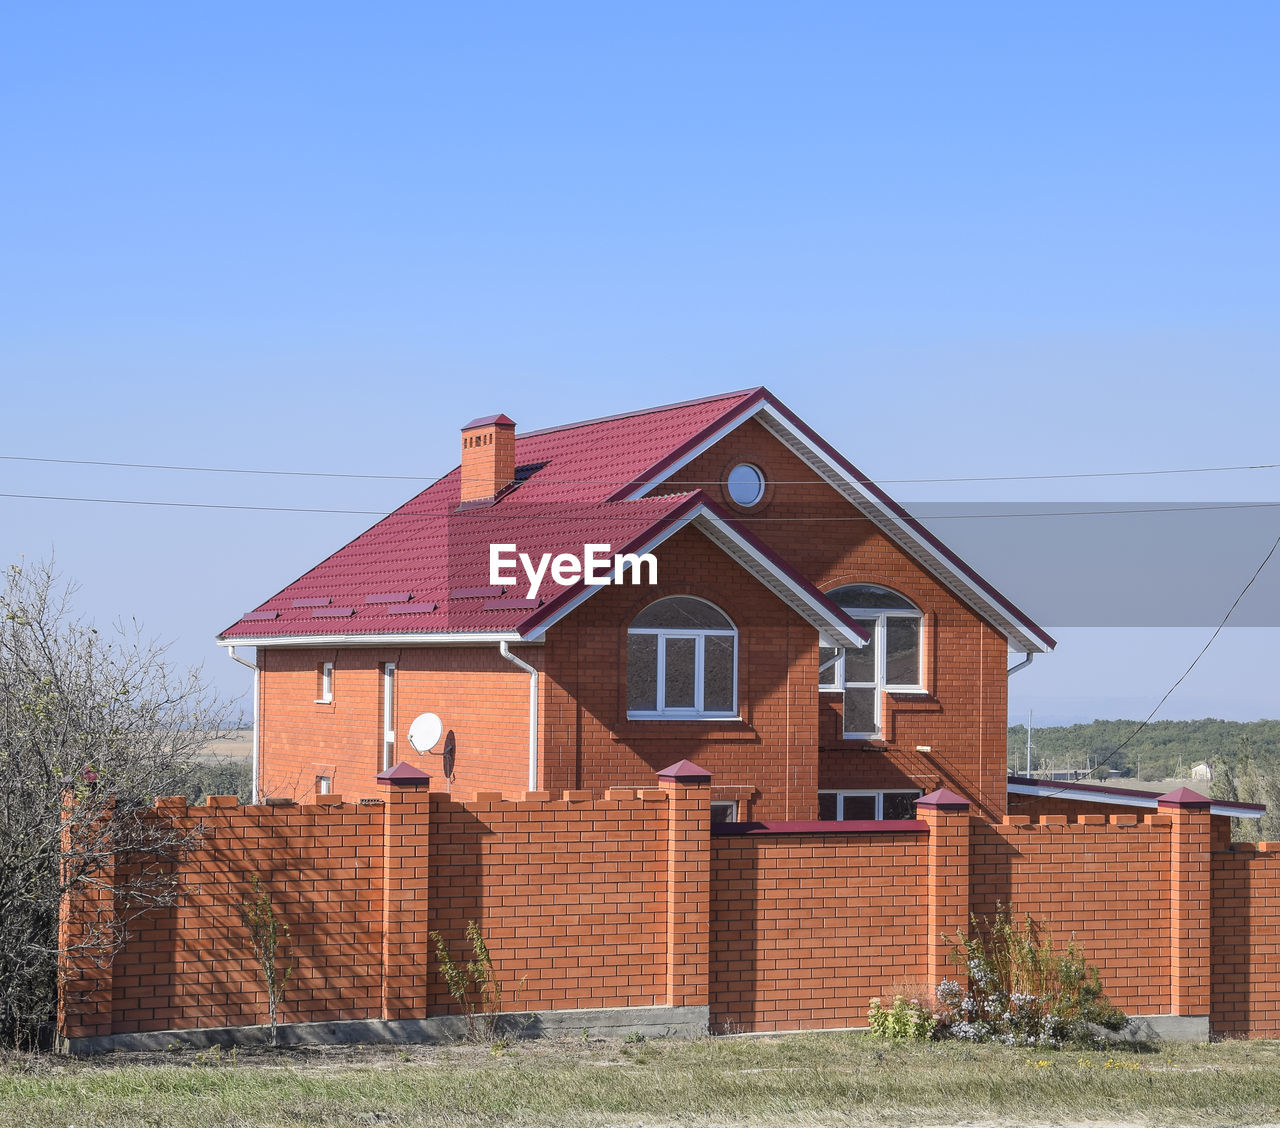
(256, 418, 1014, 822)
(258, 646, 535, 803)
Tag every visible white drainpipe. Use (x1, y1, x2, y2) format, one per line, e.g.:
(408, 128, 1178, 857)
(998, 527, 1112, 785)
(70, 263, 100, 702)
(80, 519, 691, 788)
(226, 645, 260, 803)
(498, 641, 538, 792)
(1007, 652, 1034, 677)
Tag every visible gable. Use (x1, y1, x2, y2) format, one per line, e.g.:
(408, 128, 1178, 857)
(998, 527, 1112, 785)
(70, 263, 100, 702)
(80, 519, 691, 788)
(635, 406, 1055, 654)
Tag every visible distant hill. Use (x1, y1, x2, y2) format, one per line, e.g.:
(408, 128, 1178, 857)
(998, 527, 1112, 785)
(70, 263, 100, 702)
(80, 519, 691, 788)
(1007, 718, 1280, 781)
(1008, 717, 1280, 842)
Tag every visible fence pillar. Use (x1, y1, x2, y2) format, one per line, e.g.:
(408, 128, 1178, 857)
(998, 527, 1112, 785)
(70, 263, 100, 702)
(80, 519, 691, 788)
(916, 788, 972, 992)
(57, 848, 117, 1042)
(1159, 787, 1212, 1017)
(378, 762, 433, 1021)
(56, 791, 121, 1044)
(656, 759, 711, 1011)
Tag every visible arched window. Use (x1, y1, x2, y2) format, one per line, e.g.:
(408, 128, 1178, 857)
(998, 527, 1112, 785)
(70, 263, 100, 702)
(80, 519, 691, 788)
(819, 584, 923, 737)
(627, 596, 738, 718)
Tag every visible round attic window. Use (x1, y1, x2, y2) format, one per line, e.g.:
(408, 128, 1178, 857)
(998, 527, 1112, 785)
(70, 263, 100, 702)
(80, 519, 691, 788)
(726, 463, 765, 507)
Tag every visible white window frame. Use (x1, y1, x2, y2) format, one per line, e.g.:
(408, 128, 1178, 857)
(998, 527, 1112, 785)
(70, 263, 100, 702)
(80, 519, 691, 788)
(819, 587, 925, 739)
(316, 775, 332, 796)
(381, 662, 396, 770)
(627, 598, 738, 720)
(818, 788, 923, 821)
(710, 800, 738, 822)
(316, 661, 334, 704)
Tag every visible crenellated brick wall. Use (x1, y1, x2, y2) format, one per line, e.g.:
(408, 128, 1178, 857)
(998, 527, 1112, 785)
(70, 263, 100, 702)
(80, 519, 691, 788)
(59, 775, 1280, 1049)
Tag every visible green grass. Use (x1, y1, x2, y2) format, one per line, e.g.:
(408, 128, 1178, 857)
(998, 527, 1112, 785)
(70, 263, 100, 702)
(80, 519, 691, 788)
(4, 1033, 1280, 1126)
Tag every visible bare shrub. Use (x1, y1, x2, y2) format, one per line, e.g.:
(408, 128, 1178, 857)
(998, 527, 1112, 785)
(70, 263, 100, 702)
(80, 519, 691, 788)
(0, 558, 238, 1047)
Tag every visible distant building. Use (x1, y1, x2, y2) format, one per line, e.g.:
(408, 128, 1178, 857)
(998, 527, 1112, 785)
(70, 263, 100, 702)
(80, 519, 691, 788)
(1192, 761, 1213, 782)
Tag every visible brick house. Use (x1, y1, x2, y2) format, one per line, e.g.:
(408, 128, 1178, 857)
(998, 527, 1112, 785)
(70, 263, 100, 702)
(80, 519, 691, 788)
(219, 388, 1067, 822)
(57, 390, 1280, 1049)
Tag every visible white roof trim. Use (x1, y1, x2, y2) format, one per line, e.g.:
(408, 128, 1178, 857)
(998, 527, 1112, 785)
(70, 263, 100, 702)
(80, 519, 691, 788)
(626, 397, 1054, 654)
(523, 505, 869, 648)
(1007, 779, 1262, 819)
(217, 632, 531, 649)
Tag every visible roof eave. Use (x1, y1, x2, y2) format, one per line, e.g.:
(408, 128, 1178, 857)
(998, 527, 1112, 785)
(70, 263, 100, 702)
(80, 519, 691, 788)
(1007, 777, 1264, 819)
(216, 631, 532, 648)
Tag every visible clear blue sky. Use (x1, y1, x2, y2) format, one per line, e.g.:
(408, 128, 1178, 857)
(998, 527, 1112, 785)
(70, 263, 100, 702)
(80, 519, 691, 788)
(3, 3, 1278, 726)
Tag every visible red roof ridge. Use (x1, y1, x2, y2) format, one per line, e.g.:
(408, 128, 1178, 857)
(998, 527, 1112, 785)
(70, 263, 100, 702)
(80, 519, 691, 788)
(518, 387, 763, 439)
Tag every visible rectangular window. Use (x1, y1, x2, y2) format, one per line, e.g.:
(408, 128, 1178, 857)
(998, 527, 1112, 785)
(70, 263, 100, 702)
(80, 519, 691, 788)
(382, 662, 396, 770)
(843, 686, 878, 737)
(663, 635, 698, 709)
(817, 789, 923, 820)
(626, 633, 658, 712)
(885, 618, 921, 689)
(626, 619, 737, 719)
(820, 613, 924, 736)
(316, 775, 332, 796)
(703, 635, 735, 713)
(316, 661, 334, 704)
(818, 645, 841, 689)
(710, 800, 738, 823)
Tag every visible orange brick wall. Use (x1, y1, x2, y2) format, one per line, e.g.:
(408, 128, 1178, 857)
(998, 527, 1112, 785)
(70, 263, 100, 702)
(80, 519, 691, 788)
(540, 524, 818, 819)
(259, 647, 534, 802)
(971, 815, 1173, 1014)
(60, 783, 695, 1040)
(662, 418, 1011, 819)
(1212, 841, 1280, 1037)
(422, 789, 671, 1011)
(90, 798, 385, 1037)
(63, 786, 1280, 1045)
(709, 831, 929, 1031)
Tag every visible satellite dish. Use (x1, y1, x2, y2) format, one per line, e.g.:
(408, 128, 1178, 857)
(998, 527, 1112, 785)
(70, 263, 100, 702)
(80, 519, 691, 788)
(407, 712, 444, 754)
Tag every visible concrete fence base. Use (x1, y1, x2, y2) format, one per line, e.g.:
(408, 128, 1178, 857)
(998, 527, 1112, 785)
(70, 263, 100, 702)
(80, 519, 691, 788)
(59, 1004, 710, 1056)
(58, 1005, 1209, 1056)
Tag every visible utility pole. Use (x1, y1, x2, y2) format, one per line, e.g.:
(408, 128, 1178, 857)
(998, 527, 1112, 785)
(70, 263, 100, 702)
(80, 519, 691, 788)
(1026, 709, 1032, 776)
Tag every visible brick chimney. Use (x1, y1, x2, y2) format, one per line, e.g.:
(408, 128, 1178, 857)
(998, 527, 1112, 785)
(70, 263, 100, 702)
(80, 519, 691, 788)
(459, 414, 516, 505)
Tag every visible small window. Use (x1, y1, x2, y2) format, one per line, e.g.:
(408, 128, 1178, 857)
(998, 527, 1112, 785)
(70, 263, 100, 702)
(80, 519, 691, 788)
(316, 661, 334, 704)
(710, 800, 738, 823)
(316, 775, 332, 796)
(726, 463, 765, 507)
(627, 596, 737, 719)
(382, 662, 396, 770)
(817, 789, 923, 820)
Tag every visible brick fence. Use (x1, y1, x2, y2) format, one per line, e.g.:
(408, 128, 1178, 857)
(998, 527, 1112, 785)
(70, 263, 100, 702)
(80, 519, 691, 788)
(58, 765, 1280, 1050)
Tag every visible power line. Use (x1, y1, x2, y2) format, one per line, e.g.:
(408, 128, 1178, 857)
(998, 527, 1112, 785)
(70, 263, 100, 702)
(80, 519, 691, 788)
(1039, 526, 1280, 793)
(2, 452, 1278, 486)
(4, 491, 1280, 521)
(0, 454, 434, 482)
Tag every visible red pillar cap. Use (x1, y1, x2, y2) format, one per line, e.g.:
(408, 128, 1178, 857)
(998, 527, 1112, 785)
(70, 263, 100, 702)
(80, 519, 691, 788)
(916, 787, 971, 812)
(377, 761, 432, 786)
(1157, 786, 1211, 810)
(656, 759, 713, 784)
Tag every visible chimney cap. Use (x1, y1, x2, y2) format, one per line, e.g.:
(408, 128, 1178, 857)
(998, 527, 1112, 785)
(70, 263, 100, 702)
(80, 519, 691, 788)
(462, 414, 516, 430)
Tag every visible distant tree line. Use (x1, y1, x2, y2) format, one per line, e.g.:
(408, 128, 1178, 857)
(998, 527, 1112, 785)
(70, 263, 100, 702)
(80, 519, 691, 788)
(1008, 718, 1280, 841)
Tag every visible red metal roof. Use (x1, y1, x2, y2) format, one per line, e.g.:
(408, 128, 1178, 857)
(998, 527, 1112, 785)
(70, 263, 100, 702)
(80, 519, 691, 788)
(219, 386, 1054, 649)
(221, 390, 759, 639)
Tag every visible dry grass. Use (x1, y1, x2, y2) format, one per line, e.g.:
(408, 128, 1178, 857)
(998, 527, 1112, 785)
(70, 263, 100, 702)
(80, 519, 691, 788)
(3, 1033, 1280, 1127)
